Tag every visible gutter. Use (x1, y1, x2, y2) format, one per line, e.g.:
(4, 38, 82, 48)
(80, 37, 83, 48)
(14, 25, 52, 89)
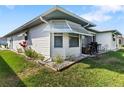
(83, 23, 89, 28)
(40, 16, 48, 24)
(83, 23, 97, 35)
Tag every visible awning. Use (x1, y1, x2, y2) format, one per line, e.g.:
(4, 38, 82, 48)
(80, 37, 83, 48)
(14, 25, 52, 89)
(50, 20, 93, 36)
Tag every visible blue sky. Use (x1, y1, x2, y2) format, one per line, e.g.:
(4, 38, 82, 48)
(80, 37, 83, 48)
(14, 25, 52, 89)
(0, 5, 124, 36)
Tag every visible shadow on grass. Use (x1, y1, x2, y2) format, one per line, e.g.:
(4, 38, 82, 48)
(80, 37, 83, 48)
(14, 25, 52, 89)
(80, 51, 124, 74)
(0, 56, 26, 87)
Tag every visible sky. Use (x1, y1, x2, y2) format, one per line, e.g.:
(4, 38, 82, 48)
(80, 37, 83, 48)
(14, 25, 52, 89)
(0, 5, 124, 37)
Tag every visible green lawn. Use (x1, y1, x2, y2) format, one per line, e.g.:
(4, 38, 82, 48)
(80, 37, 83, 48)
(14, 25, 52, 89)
(1, 50, 124, 87)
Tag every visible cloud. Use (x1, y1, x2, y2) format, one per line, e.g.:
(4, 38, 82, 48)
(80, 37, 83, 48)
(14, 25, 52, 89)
(5, 5, 16, 10)
(82, 11, 112, 22)
(99, 5, 124, 13)
(81, 5, 124, 22)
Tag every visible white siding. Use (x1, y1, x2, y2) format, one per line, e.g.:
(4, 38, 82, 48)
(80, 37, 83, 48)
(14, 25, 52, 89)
(96, 32, 117, 50)
(65, 34, 81, 58)
(51, 33, 66, 58)
(6, 23, 51, 59)
(12, 35, 25, 50)
(111, 34, 117, 50)
(115, 36, 122, 49)
(7, 37, 11, 49)
(29, 24, 50, 58)
(51, 33, 81, 59)
(7, 35, 24, 50)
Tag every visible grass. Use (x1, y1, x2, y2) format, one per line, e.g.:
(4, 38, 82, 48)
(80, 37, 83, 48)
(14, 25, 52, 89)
(1, 50, 124, 86)
(0, 50, 40, 87)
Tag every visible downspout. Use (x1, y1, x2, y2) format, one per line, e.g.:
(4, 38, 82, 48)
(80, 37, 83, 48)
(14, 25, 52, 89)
(39, 16, 52, 61)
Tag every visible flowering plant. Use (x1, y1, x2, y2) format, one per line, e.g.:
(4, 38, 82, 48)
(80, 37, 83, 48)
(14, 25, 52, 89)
(19, 41, 28, 49)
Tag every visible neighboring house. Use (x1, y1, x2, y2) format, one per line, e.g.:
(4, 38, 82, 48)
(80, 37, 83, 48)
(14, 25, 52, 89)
(87, 28, 122, 50)
(0, 37, 7, 48)
(3, 6, 122, 59)
(121, 36, 124, 46)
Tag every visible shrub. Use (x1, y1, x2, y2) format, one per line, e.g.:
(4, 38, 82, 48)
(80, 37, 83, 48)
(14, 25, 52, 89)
(38, 54, 45, 61)
(122, 45, 124, 47)
(24, 48, 35, 59)
(53, 55, 64, 64)
(24, 48, 45, 61)
(24, 48, 38, 59)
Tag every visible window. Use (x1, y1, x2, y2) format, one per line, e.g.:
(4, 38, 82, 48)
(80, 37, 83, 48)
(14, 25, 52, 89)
(54, 34, 63, 48)
(69, 34, 79, 47)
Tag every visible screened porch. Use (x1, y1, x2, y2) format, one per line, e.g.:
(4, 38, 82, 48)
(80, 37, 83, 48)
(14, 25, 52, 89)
(50, 20, 101, 56)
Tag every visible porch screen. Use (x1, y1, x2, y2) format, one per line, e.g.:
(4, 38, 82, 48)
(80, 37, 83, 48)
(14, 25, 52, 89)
(69, 34, 79, 47)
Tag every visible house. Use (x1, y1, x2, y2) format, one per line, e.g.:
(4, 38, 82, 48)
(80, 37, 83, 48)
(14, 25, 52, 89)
(121, 36, 124, 46)
(3, 6, 122, 60)
(87, 28, 122, 51)
(0, 37, 7, 48)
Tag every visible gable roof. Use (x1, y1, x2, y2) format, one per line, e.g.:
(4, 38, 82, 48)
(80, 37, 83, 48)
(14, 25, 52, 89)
(41, 6, 95, 27)
(3, 6, 96, 37)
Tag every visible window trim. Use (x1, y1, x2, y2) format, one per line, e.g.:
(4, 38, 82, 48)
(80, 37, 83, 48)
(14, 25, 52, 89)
(54, 33, 63, 48)
(69, 34, 79, 48)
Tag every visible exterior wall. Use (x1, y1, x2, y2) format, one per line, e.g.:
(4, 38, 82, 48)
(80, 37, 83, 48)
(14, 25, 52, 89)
(12, 34, 25, 50)
(96, 32, 113, 50)
(7, 37, 13, 49)
(116, 36, 122, 49)
(0, 38, 6, 44)
(122, 37, 124, 45)
(6, 23, 51, 59)
(96, 32, 121, 50)
(6, 33, 25, 50)
(29, 23, 51, 58)
(111, 34, 122, 50)
(51, 33, 65, 58)
(111, 33, 116, 50)
(51, 33, 81, 59)
(7, 38, 11, 48)
(65, 34, 81, 58)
